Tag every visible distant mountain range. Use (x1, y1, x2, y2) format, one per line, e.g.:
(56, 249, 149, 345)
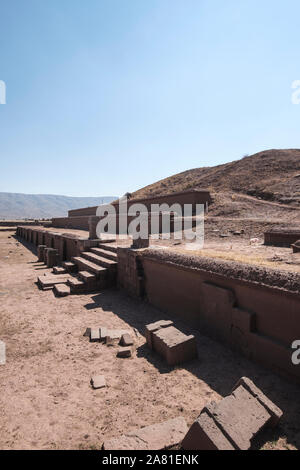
(0, 192, 117, 220)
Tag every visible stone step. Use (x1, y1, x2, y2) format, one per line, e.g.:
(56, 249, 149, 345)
(53, 266, 67, 275)
(81, 251, 118, 269)
(53, 283, 70, 297)
(78, 271, 96, 283)
(62, 261, 78, 273)
(98, 243, 118, 254)
(90, 247, 117, 261)
(38, 274, 71, 290)
(71, 256, 108, 277)
(67, 277, 86, 294)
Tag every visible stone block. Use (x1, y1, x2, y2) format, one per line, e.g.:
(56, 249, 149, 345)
(117, 347, 132, 358)
(182, 377, 283, 450)
(106, 329, 131, 344)
(145, 320, 174, 350)
(182, 411, 235, 450)
(53, 284, 70, 297)
(152, 326, 197, 366)
(53, 266, 67, 275)
(102, 417, 188, 450)
(46, 248, 59, 268)
(231, 376, 283, 427)
(90, 328, 101, 343)
(37, 245, 47, 262)
(91, 375, 106, 390)
(120, 333, 134, 346)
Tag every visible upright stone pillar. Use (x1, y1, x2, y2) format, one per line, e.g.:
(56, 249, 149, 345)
(89, 216, 100, 240)
(46, 248, 59, 268)
(37, 245, 47, 262)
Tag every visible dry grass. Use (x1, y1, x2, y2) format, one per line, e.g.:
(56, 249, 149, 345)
(177, 247, 297, 271)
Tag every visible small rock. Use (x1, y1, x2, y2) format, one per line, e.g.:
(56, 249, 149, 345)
(120, 333, 134, 347)
(91, 375, 106, 389)
(117, 347, 132, 358)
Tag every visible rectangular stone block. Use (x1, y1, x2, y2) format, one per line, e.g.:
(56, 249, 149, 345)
(120, 333, 134, 346)
(53, 266, 67, 275)
(145, 320, 174, 350)
(91, 375, 106, 389)
(53, 284, 70, 297)
(117, 347, 132, 358)
(90, 328, 101, 342)
(231, 376, 283, 427)
(205, 387, 270, 450)
(182, 376, 283, 450)
(102, 417, 188, 450)
(182, 411, 235, 450)
(152, 326, 197, 366)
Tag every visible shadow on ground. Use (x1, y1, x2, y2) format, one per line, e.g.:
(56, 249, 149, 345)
(14, 235, 38, 256)
(84, 288, 300, 450)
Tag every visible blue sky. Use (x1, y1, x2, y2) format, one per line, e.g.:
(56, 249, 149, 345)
(1, 0, 300, 197)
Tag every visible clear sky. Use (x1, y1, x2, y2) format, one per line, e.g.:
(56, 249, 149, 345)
(1, 0, 300, 197)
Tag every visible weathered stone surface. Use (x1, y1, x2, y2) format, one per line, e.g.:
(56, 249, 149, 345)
(53, 283, 70, 297)
(53, 266, 67, 275)
(120, 333, 134, 346)
(232, 376, 283, 427)
(182, 411, 235, 450)
(90, 328, 101, 342)
(182, 377, 283, 450)
(106, 329, 131, 344)
(117, 347, 132, 358)
(145, 320, 174, 349)
(102, 417, 188, 450)
(152, 326, 197, 366)
(37, 245, 47, 262)
(38, 274, 71, 289)
(205, 387, 270, 450)
(100, 327, 108, 342)
(91, 375, 106, 389)
(84, 326, 107, 340)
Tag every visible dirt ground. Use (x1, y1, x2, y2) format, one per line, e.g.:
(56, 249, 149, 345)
(1, 230, 300, 450)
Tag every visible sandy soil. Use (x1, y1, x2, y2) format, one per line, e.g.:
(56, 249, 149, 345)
(0, 231, 300, 450)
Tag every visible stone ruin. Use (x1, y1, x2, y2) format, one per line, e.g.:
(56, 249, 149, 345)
(102, 376, 282, 450)
(182, 377, 283, 450)
(145, 320, 197, 366)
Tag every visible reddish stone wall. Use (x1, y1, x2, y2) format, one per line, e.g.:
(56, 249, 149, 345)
(16, 226, 96, 262)
(264, 230, 300, 247)
(118, 248, 300, 383)
(68, 190, 211, 218)
(52, 216, 89, 231)
(117, 247, 144, 297)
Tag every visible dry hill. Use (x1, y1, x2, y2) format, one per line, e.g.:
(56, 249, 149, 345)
(132, 149, 300, 206)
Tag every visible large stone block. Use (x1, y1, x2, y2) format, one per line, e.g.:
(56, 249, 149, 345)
(145, 320, 174, 350)
(152, 326, 197, 366)
(182, 377, 283, 450)
(102, 417, 188, 450)
(37, 245, 47, 262)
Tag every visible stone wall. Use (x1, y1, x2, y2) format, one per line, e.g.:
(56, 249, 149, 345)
(68, 190, 211, 218)
(16, 226, 98, 262)
(264, 229, 300, 247)
(117, 247, 144, 297)
(52, 216, 90, 231)
(117, 247, 300, 383)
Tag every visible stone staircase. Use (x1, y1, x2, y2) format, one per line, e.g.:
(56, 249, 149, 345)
(54, 243, 118, 296)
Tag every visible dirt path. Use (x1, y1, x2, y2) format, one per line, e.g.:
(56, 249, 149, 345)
(0, 231, 299, 450)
